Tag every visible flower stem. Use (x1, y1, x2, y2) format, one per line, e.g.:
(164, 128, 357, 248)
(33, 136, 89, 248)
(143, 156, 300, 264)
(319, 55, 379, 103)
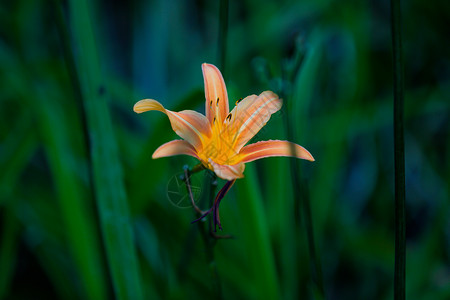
(390, 0, 406, 298)
(183, 1, 230, 296)
(217, 0, 229, 74)
(302, 180, 324, 297)
(183, 166, 205, 215)
(280, 67, 325, 297)
(185, 171, 225, 298)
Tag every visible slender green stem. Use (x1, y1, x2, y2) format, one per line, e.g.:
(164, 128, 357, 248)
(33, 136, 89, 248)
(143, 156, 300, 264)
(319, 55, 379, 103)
(182, 1, 229, 296)
(391, 0, 406, 298)
(188, 0, 229, 296)
(302, 180, 324, 297)
(204, 174, 223, 298)
(217, 0, 229, 73)
(180, 163, 205, 182)
(184, 170, 223, 298)
(235, 166, 280, 299)
(281, 65, 325, 297)
(51, 0, 90, 152)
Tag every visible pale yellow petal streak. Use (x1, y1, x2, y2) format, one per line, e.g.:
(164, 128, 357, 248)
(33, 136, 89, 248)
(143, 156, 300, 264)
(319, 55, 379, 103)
(202, 63, 229, 125)
(239, 140, 314, 163)
(153, 140, 199, 159)
(134, 99, 211, 151)
(231, 91, 282, 151)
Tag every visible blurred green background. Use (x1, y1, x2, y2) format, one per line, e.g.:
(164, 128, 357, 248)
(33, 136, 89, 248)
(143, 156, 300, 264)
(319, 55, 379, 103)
(0, 0, 449, 299)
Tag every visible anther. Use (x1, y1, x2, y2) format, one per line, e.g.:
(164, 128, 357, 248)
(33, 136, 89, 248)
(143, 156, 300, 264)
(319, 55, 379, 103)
(210, 100, 213, 107)
(213, 116, 216, 123)
(235, 98, 243, 105)
(216, 97, 219, 106)
(226, 113, 232, 121)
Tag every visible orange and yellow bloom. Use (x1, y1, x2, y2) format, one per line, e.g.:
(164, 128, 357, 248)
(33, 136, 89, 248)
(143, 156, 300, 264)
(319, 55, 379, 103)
(134, 63, 314, 181)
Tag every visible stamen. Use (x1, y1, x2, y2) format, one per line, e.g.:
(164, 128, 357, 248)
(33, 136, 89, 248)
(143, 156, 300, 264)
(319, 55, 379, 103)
(226, 113, 232, 121)
(235, 98, 243, 105)
(210, 100, 213, 107)
(216, 97, 220, 106)
(213, 116, 216, 123)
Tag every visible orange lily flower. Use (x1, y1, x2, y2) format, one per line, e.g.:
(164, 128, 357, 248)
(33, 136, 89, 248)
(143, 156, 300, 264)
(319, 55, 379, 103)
(134, 63, 314, 181)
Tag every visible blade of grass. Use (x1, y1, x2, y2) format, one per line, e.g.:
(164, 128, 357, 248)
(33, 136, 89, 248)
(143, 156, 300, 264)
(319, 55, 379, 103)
(134, 218, 165, 300)
(390, 0, 406, 298)
(0, 111, 36, 206)
(217, 0, 229, 74)
(18, 200, 79, 300)
(0, 112, 36, 298)
(267, 158, 301, 299)
(1, 42, 107, 299)
(235, 165, 280, 299)
(282, 30, 325, 298)
(35, 85, 108, 300)
(261, 118, 298, 298)
(301, 180, 324, 299)
(65, 0, 144, 298)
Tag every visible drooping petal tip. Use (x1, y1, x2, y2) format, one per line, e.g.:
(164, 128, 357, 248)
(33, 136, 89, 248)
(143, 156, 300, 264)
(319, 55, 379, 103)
(239, 140, 315, 163)
(208, 158, 245, 181)
(133, 98, 211, 151)
(133, 99, 166, 114)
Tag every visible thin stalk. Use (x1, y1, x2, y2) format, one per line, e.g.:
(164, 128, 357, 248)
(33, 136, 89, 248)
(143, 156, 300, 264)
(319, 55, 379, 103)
(184, 166, 205, 215)
(302, 180, 324, 297)
(186, 0, 229, 296)
(217, 0, 229, 74)
(390, 0, 406, 298)
(185, 170, 223, 298)
(203, 173, 223, 298)
(51, 0, 90, 150)
(281, 66, 324, 297)
(235, 165, 280, 299)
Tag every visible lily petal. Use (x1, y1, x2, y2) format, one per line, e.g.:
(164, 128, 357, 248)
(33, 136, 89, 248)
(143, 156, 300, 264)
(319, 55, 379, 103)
(239, 140, 314, 163)
(228, 91, 282, 152)
(152, 140, 199, 159)
(202, 63, 229, 125)
(224, 94, 258, 128)
(208, 158, 245, 181)
(134, 99, 211, 151)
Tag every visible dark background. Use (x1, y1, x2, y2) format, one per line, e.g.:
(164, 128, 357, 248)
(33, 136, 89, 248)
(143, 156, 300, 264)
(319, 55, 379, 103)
(0, 0, 449, 299)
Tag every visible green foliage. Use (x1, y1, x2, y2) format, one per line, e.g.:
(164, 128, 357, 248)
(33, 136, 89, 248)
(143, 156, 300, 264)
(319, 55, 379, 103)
(0, 0, 448, 299)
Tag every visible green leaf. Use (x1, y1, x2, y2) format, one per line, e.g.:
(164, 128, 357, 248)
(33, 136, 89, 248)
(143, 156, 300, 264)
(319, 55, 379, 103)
(234, 165, 280, 299)
(66, 0, 144, 298)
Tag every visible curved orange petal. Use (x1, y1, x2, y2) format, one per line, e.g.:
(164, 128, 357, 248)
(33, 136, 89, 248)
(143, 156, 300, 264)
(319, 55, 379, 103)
(202, 63, 229, 125)
(239, 140, 314, 163)
(226, 91, 282, 152)
(224, 94, 258, 129)
(152, 140, 199, 159)
(208, 158, 245, 181)
(134, 99, 211, 151)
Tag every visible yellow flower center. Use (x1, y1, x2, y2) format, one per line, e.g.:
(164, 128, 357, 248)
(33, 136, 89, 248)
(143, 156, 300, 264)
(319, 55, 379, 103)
(198, 127, 240, 168)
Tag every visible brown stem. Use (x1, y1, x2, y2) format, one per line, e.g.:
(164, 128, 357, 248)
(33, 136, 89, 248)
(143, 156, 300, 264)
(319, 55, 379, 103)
(183, 167, 204, 215)
(184, 167, 232, 239)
